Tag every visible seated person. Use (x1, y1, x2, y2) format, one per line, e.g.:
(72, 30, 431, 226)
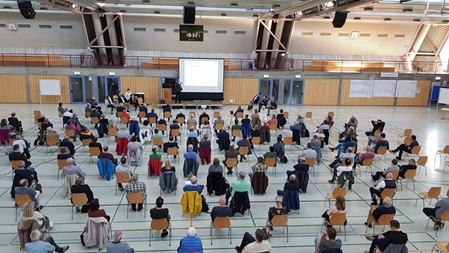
(106, 230, 134, 253)
(328, 147, 355, 169)
(354, 146, 375, 168)
(210, 196, 232, 222)
(234, 106, 244, 117)
(183, 176, 203, 194)
(25, 229, 69, 253)
(88, 198, 110, 222)
(389, 134, 419, 160)
(321, 195, 346, 223)
(300, 143, 318, 159)
(79, 127, 95, 140)
(369, 173, 396, 204)
(150, 196, 170, 238)
(162, 158, 176, 173)
(9, 144, 31, 167)
(59, 136, 75, 155)
(169, 120, 181, 141)
(277, 174, 300, 197)
(99, 146, 117, 165)
(263, 146, 277, 162)
(223, 143, 238, 175)
(364, 220, 407, 253)
(124, 174, 147, 212)
(266, 195, 287, 231)
(176, 110, 185, 126)
(177, 227, 203, 253)
(231, 119, 241, 142)
(287, 157, 309, 178)
(88, 137, 103, 152)
(237, 135, 251, 162)
(157, 117, 167, 135)
(373, 133, 389, 152)
(328, 158, 353, 184)
(147, 108, 158, 126)
(314, 227, 343, 253)
(423, 189, 449, 230)
(399, 158, 417, 178)
(225, 171, 251, 205)
(11, 161, 38, 198)
(365, 197, 396, 228)
(163, 136, 179, 158)
(199, 111, 210, 127)
(71, 177, 94, 213)
(276, 109, 287, 129)
(365, 119, 385, 137)
(235, 228, 271, 253)
(115, 156, 133, 191)
(15, 179, 41, 210)
(57, 148, 72, 160)
(371, 159, 399, 181)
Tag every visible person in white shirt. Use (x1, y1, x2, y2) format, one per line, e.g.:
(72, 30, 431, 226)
(281, 126, 293, 141)
(226, 110, 236, 130)
(300, 143, 318, 159)
(124, 89, 132, 102)
(328, 158, 353, 183)
(235, 228, 271, 253)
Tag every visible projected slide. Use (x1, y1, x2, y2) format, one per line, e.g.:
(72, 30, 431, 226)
(179, 59, 224, 93)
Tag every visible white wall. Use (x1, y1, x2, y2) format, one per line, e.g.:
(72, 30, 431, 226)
(289, 21, 419, 57)
(0, 13, 87, 50)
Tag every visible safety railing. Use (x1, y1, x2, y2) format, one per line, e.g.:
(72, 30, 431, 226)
(0, 53, 447, 74)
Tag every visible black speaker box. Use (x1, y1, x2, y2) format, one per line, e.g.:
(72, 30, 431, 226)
(332, 11, 347, 28)
(17, 0, 36, 19)
(183, 6, 195, 24)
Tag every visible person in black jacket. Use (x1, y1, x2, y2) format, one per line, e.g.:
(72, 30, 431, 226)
(8, 113, 22, 134)
(149, 196, 170, 237)
(389, 135, 419, 160)
(71, 177, 94, 213)
(364, 219, 407, 253)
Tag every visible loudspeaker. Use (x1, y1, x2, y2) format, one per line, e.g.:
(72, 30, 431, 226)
(183, 6, 195, 24)
(332, 11, 347, 28)
(17, 0, 36, 19)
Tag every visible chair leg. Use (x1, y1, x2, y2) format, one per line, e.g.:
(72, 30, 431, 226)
(149, 229, 151, 246)
(414, 195, 420, 206)
(229, 227, 232, 244)
(286, 226, 288, 243)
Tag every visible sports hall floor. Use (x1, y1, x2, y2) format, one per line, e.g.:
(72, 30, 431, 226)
(0, 104, 448, 253)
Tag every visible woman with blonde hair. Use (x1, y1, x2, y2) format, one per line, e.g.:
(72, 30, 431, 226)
(162, 158, 176, 173)
(322, 195, 346, 224)
(19, 201, 53, 230)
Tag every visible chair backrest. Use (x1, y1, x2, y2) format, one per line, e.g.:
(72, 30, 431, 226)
(171, 129, 180, 137)
(305, 112, 312, 118)
(108, 127, 118, 136)
(327, 111, 334, 118)
(381, 188, 396, 199)
(373, 129, 381, 138)
(284, 137, 293, 145)
(177, 117, 185, 124)
(403, 169, 416, 179)
(164, 111, 171, 118)
(377, 214, 395, 225)
(189, 111, 196, 117)
(82, 138, 92, 147)
(158, 123, 167, 131)
(120, 117, 128, 124)
(65, 129, 76, 137)
(214, 122, 224, 131)
(137, 97, 143, 104)
(153, 138, 163, 146)
(232, 129, 241, 137)
(269, 123, 277, 130)
(411, 146, 421, 154)
(239, 146, 249, 155)
(417, 156, 428, 166)
(235, 111, 243, 119)
(15, 194, 32, 207)
(428, 187, 442, 198)
(213, 111, 220, 118)
(264, 157, 276, 167)
(117, 112, 123, 118)
(332, 187, 346, 198)
(213, 216, 231, 228)
(329, 212, 346, 226)
(226, 157, 238, 167)
(187, 122, 195, 129)
(283, 111, 289, 118)
(362, 158, 373, 166)
(128, 192, 144, 204)
(167, 147, 179, 156)
(89, 147, 101, 156)
(305, 158, 315, 167)
(149, 117, 157, 124)
(138, 111, 146, 118)
(116, 172, 131, 183)
(252, 136, 261, 144)
(403, 128, 412, 137)
(11, 160, 21, 170)
(33, 110, 41, 117)
(151, 218, 169, 230)
(85, 111, 91, 118)
(390, 170, 399, 180)
(440, 210, 449, 222)
(46, 136, 59, 146)
(403, 136, 412, 146)
(443, 145, 449, 154)
(377, 146, 387, 155)
(72, 193, 88, 205)
(271, 214, 288, 226)
(57, 159, 68, 169)
(91, 117, 99, 124)
(113, 95, 118, 102)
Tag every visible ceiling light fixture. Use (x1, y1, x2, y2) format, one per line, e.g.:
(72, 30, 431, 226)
(350, 31, 359, 39)
(364, 6, 373, 11)
(230, 3, 238, 7)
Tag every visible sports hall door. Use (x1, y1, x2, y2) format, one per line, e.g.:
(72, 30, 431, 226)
(69, 75, 120, 103)
(258, 78, 304, 105)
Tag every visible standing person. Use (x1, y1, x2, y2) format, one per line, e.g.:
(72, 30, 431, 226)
(174, 79, 183, 103)
(124, 89, 132, 103)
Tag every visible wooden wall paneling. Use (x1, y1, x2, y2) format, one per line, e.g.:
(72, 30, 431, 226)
(120, 76, 159, 105)
(223, 78, 259, 105)
(303, 79, 339, 105)
(29, 75, 70, 104)
(0, 75, 27, 103)
(340, 79, 395, 106)
(396, 80, 430, 106)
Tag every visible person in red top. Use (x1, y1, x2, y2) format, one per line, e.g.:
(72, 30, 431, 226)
(120, 111, 131, 124)
(266, 115, 278, 126)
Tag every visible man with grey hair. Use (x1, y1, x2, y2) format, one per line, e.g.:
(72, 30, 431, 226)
(213, 115, 225, 135)
(183, 175, 203, 194)
(63, 158, 86, 178)
(106, 230, 134, 253)
(177, 227, 203, 253)
(25, 229, 69, 253)
(225, 171, 251, 205)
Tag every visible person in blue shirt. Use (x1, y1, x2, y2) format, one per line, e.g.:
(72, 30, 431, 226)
(25, 229, 69, 253)
(178, 227, 203, 253)
(183, 176, 203, 194)
(374, 133, 390, 153)
(184, 144, 197, 160)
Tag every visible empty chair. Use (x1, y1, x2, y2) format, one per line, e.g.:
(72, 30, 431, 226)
(417, 156, 428, 176)
(416, 186, 442, 207)
(264, 157, 277, 177)
(376, 146, 388, 162)
(432, 242, 449, 253)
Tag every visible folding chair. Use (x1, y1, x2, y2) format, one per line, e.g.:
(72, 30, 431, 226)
(305, 158, 316, 177)
(264, 157, 277, 177)
(417, 156, 428, 176)
(398, 169, 417, 190)
(325, 187, 346, 207)
(167, 147, 179, 164)
(127, 192, 146, 219)
(415, 186, 441, 207)
(320, 212, 347, 241)
(71, 193, 88, 220)
(366, 213, 395, 234)
(149, 218, 171, 246)
(15, 194, 31, 221)
(267, 214, 288, 242)
(210, 216, 231, 245)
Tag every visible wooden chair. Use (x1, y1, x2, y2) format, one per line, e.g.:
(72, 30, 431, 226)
(138, 111, 147, 119)
(417, 156, 428, 176)
(158, 123, 167, 135)
(116, 172, 131, 196)
(213, 111, 220, 119)
(398, 169, 417, 190)
(187, 122, 196, 130)
(45, 135, 59, 152)
(127, 192, 146, 218)
(432, 242, 449, 253)
(214, 122, 224, 131)
(305, 158, 316, 177)
(426, 210, 449, 237)
(269, 123, 277, 131)
(11, 160, 21, 170)
(235, 111, 243, 119)
(305, 112, 312, 119)
(376, 146, 387, 162)
(267, 214, 288, 242)
(390, 170, 399, 181)
(82, 138, 92, 153)
(283, 111, 289, 119)
(358, 158, 374, 175)
(251, 136, 261, 151)
(189, 111, 196, 117)
(171, 129, 181, 141)
(108, 127, 118, 144)
(366, 213, 395, 234)
(149, 218, 171, 246)
(65, 129, 76, 141)
(415, 186, 441, 207)
(57, 159, 68, 181)
(120, 116, 128, 124)
(320, 212, 347, 241)
(14, 194, 32, 221)
(405, 145, 421, 158)
(232, 129, 241, 140)
(380, 188, 396, 201)
(164, 111, 172, 119)
(71, 193, 88, 220)
(264, 157, 277, 177)
(226, 158, 238, 175)
(167, 147, 179, 164)
(149, 117, 157, 125)
(238, 146, 250, 162)
(210, 216, 231, 245)
(283, 137, 293, 150)
(177, 117, 185, 126)
(325, 187, 346, 207)
(153, 138, 163, 147)
(85, 111, 91, 122)
(8, 138, 14, 145)
(327, 111, 334, 118)
(91, 116, 99, 126)
(397, 128, 412, 144)
(88, 146, 101, 165)
(137, 97, 144, 105)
